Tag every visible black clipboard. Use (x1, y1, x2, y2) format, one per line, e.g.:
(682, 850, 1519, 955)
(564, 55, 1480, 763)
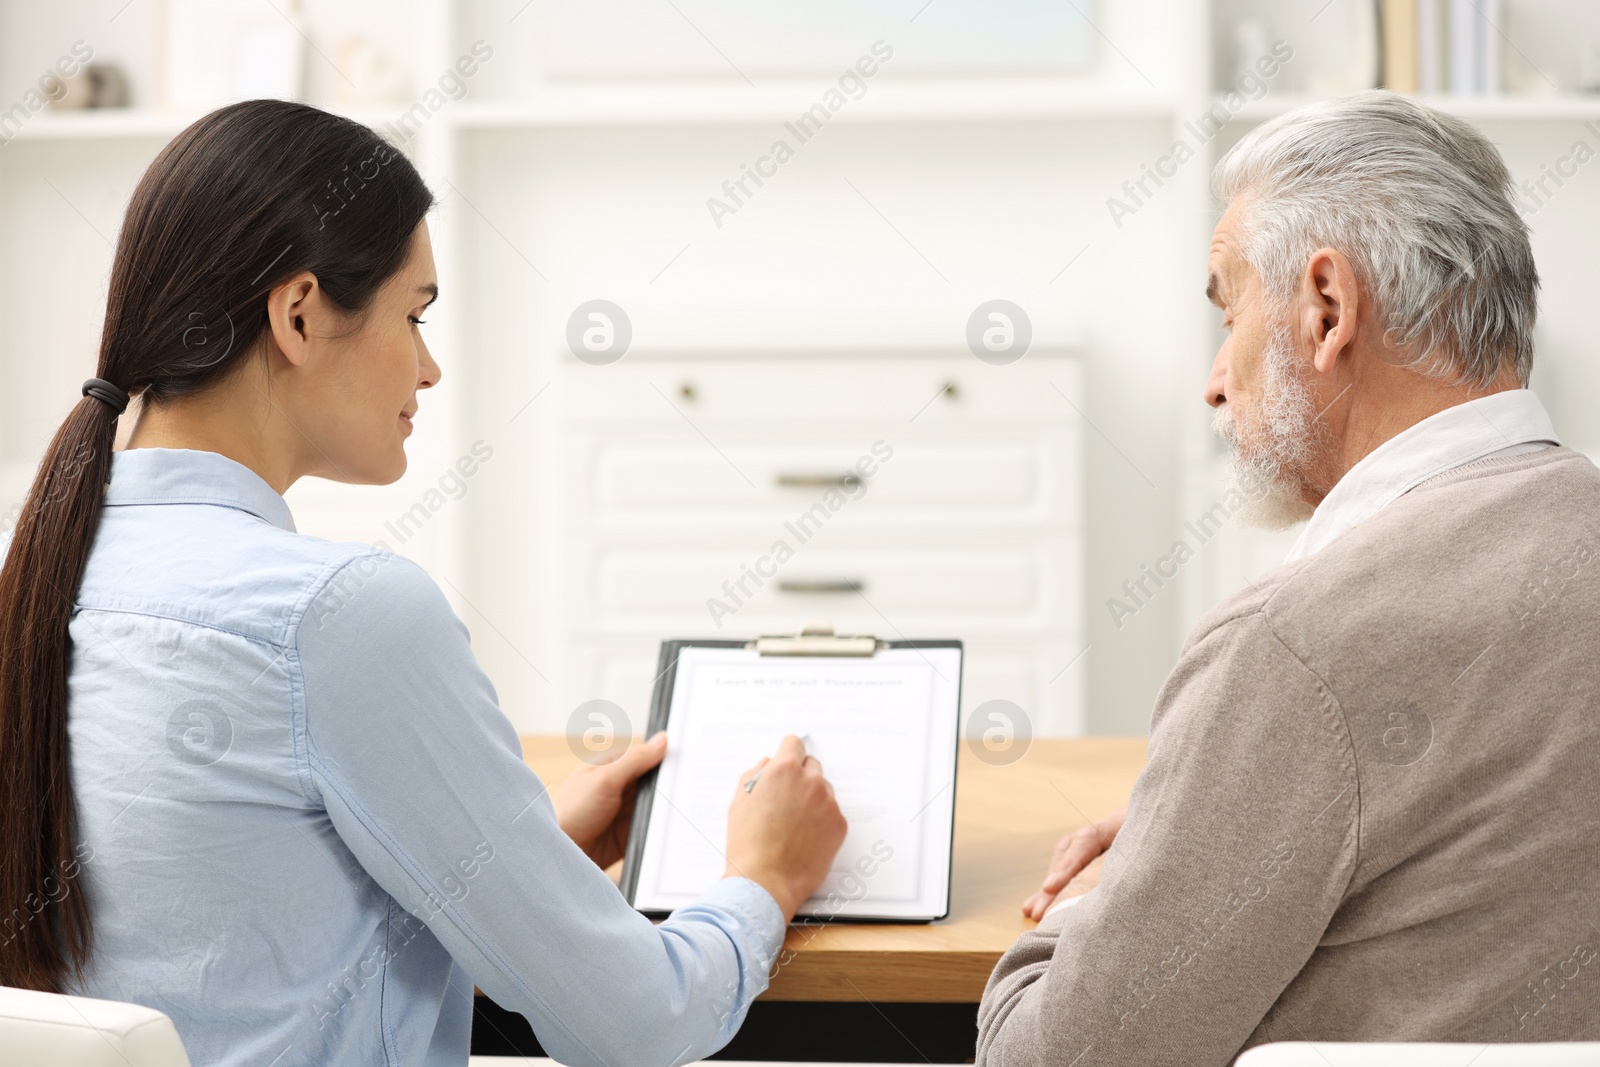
(619, 625, 963, 923)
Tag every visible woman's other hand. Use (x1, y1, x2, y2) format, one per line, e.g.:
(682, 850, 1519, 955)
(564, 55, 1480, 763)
(552, 732, 668, 869)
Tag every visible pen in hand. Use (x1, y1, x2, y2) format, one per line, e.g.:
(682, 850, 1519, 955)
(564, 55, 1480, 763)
(744, 733, 812, 792)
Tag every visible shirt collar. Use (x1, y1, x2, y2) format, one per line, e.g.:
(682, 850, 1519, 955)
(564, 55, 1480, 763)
(104, 448, 297, 533)
(1284, 389, 1558, 563)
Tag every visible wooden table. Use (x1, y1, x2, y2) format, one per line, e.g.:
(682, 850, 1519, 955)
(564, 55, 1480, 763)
(519, 735, 1147, 1004)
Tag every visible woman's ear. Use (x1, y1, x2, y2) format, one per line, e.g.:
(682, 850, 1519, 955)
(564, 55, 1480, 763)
(265, 272, 321, 368)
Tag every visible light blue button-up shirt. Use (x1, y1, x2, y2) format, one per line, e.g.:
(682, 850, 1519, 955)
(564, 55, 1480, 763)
(25, 446, 783, 1067)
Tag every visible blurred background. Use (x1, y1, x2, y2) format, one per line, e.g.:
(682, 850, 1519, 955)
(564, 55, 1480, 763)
(0, 0, 1596, 739)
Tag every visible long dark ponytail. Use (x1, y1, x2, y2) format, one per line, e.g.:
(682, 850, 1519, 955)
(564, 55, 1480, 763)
(0, 99, 433, 992)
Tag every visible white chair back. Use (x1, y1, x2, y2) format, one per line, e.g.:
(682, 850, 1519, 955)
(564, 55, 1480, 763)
(0, 985, 191, 1067)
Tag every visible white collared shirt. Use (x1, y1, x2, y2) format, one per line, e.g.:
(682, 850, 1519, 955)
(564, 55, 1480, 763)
(1043, 890, 1092, 919)
(1284, 388, 1560, 563)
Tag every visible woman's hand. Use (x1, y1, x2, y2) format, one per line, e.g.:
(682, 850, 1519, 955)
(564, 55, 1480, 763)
(552, 733, 668, 869)
(723, 735, 849, 921)
(1022, 805, 1127, 920)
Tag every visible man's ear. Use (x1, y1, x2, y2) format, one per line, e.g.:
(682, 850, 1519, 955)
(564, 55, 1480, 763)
(1298, 247, 1361, 377)
(265, 272, 320, 368)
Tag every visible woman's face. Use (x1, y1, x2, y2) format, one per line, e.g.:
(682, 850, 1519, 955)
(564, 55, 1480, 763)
(302, 222, 441, 485)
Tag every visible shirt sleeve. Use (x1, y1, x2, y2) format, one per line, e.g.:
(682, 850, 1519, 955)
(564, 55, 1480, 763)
(976, 610, 1360, 1067)
(292, 550, 785, 1067)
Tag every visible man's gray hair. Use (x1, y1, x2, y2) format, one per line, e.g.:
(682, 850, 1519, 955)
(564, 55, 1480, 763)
(1214, 89, 1537, 388)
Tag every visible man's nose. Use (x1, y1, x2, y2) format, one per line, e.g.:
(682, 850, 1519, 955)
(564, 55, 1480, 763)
(1204, 351, 1227, 409)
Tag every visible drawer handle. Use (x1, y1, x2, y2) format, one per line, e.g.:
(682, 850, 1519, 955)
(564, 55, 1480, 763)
(778, 579, 864, 595)
(775, 473, 863, 489)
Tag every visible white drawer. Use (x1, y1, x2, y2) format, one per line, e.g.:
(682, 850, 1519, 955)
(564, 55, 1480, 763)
(571, 433, 1079, 528)
(559, 355, 1083, 424)
(572, 541, 1078, 633)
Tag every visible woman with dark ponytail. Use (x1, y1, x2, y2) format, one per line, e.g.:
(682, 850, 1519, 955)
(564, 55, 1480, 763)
(0, 100, 845, 1066)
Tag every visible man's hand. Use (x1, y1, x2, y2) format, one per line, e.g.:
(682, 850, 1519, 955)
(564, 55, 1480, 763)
(1022, 805, 1127, 920)
(552, 733, 668, 869)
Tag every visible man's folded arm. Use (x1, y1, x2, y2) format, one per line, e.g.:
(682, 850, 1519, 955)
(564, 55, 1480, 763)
(978, 611, 1360, 1067)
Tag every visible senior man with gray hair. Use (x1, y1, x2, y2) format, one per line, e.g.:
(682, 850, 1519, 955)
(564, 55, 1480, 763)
(978, 90, 1599, 1065)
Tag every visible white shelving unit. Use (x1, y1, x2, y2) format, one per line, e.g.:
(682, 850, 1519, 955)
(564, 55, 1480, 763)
(446, 81, 1178, 128)
(1229, 91, 1600, 122)
(1, 0, 1596, 736)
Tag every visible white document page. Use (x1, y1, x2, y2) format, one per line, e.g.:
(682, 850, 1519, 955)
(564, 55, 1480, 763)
(632, 645, 961, 920)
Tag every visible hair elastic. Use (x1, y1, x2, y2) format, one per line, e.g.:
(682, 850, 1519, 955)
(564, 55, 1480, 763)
(82, 378, 130, 415)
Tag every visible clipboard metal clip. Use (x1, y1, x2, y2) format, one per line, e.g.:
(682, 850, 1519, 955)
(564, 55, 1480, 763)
(748, 622, 883, 657)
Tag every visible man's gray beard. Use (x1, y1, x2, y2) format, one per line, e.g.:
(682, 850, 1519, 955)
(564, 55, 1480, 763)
(1212, 324, 1319, 531)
